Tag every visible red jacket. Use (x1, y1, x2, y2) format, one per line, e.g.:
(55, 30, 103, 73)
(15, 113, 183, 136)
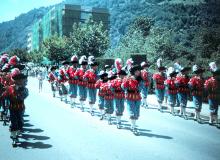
(48, 72, 57, 83)
(122, 77, 141, 101)
(74, 68, 87, 86)
(153, 73, 166, 90)
(83, 69, 98, 89)
(188, 76, 204, 96)
(165, 78, 177, 94)
(204, 76, 220, 100)
(66, 66, 78, 84)
(141, 70, 151, 87)
(175, 74, 190, 93)
(111, 77, 125, 99)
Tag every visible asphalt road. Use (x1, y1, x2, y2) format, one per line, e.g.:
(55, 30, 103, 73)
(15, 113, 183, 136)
(0, 77, 220, 160)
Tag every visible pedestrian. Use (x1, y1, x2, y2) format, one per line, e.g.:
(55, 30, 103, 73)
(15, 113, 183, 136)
(74, 56, 88, 112)
(153, 58, 166, 112)
(175, 66, 191, 119)
(140, 61, 151, 108)
(37, 70, 45, 93)
(165, 67, 178, 115)
(122, 65, 142, 134)
(188, 65, 205, 123)
(204, 62, 220, 126)
(67, 55, 78, 107)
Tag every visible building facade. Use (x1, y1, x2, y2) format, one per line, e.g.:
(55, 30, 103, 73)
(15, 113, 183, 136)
(28, 4, 109, 51)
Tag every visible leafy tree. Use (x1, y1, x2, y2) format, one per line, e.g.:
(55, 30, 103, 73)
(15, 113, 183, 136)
(28, 49, 44, 64)
(42, 35, 70, 63)
(67, 18, 109, 57)
(8, 48, 30, 63)
(128, 17, 153, 37)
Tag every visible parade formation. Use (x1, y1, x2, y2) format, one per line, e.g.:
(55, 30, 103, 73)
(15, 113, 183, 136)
(0, 53, 220, 147)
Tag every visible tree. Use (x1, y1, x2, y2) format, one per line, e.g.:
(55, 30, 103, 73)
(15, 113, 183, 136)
(42, 35, 70, 63)
(8, 48, 30, 63)
(67, 18, 109, 57)
(28, 49, 44, 64)
(128, 16, 153, 37)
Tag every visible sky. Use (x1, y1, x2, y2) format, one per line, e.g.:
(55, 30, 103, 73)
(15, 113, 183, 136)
(0, 0, 63, 23)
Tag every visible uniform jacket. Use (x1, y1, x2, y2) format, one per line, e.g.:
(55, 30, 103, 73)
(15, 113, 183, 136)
(153, 72, 166, 90)
(122, 76, 142, 101)
(188, 76, 204, 96)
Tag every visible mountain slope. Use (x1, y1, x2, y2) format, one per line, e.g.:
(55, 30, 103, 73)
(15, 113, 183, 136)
(0, 7, 49, 52)
(0, 0, 220, 53)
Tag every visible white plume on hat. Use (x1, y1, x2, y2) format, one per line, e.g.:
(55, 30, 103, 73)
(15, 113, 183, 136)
(192, 65, 198, 72)
(209, 62, 218, 72)
(126, 58, 134, 66)
(167, 67, 175, 76)
(71, 55, 78, 62)
(156, 58, 163, 68)
(115, 58, 122, 70)
(141, 62, 145, 67)
(174, 62, 182, 72)
(88, 55, 95, 65)
(79, 55, 87, 65)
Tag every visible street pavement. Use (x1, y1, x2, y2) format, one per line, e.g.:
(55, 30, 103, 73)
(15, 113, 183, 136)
(0, 77, 220, 160)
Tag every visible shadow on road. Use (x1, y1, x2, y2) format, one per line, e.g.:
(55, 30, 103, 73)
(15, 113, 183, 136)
(23, 123, 34, 127)
(17, 116, 53, 149)
(23, 128, 44, 133)
(137, 131, 173, 139)
(18, 141, 52, 149)
(20, 134, 50, 141)
(122, 125, 173, 139)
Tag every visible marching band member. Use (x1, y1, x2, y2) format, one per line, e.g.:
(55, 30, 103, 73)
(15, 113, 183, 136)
(67, 55, 78, 107)
(104, 73, 117, 125)
(153, 58, 166, 112)
(74, 56, 88, 112)
(204, 62, 220, 125)
(48, 66, 58, 97)
(165, 67, 178, 115)
(4, 68, 29, 147)
(84, 56, 99, 116)
(140, 61, 151, 108)
(57, 61, 69, 103)
(175, 66, 190, 119)
(188, 65, 205, 123)
(112, 69, 127, 129)
(95, 70, 108, 120)
(122, 65, 142, 134)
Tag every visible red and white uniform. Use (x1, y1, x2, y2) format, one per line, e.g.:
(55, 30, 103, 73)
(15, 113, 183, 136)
(67, 66, 78, 85)
(122, 77, 141, 101)
(153, 72, 166, 90)
(188, 76, 204, 97)
(74, 68, 87, 87)
(141, 70, 151, 87)
(84, 69, 97, 89)
(48, 72, 57, 83)
(111, 77, 125, 99)
(175, 74, 190, 94)
(204, 76, 219, 100)
(165, 78, 178, 95)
